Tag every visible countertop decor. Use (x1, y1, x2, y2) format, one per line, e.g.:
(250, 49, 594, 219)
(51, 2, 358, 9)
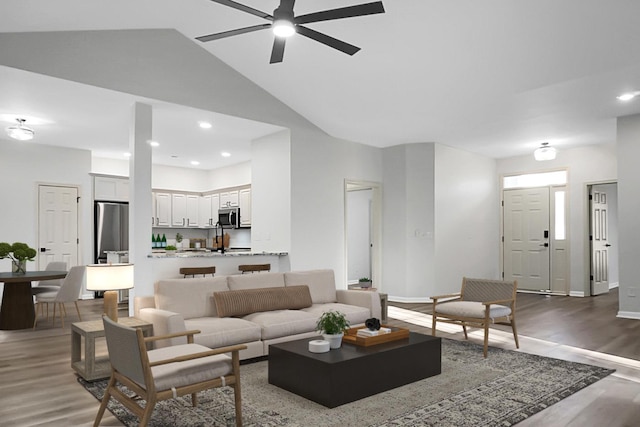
(148, 250, 288, 258)
(0, 242, 37, 274)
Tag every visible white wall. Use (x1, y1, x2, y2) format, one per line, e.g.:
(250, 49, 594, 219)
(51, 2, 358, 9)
(616, 114, 640, 318)
(0, 140, 93, 299)
(207, 162, 251, 190)
(434, 144, 499, 294)
(382, 144, 435, 301)
(251, 130, 291, 253)
(497, 143, 617, 295)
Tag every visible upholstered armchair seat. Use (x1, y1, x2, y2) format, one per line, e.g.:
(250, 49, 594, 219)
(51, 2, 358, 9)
(147, 344, 233, 391)
(435, 301, 512, 319)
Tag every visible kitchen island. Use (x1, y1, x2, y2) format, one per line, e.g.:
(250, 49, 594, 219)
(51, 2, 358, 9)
(147, 250, 289, 278)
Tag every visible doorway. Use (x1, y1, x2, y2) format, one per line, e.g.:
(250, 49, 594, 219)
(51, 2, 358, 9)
(345, 180, 382, 288)
(38, 184, 80, 270)
(589, 182, 619, 296)
(502, 171, 569, 294)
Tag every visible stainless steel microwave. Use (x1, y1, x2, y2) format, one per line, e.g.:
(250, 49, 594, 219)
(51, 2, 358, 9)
(218, 207, 240, 228)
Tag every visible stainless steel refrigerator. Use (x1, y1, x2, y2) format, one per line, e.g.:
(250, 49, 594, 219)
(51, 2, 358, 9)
(94, 201, 129, 264)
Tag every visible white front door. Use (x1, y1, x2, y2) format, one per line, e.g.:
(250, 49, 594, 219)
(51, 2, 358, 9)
(591, 189, 610, 295)
(504, 187, 551, 291)
(38, 185, 79, 269)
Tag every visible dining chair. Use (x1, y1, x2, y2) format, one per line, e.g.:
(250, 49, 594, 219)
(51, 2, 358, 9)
(33, 265, 85, 328)
(31, 261, 68, 295)
(94, 315, 246, 427)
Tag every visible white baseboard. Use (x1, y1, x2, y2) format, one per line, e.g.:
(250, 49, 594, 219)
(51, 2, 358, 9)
(617, 311, 640, 320)
(388, 296, 432, 303)
(609, 282, 620, 290)
(569, 291, 585, 297)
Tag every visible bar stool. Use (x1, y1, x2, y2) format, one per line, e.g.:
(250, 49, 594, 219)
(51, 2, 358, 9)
(238, 264, 271, 274)
(179, 266, 216, 278)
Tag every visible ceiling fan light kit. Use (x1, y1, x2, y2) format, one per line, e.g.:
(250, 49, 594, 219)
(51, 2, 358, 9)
(197, 0, 385, 63)
(6, 118, 35, 141)
(534, 142, 557, 161)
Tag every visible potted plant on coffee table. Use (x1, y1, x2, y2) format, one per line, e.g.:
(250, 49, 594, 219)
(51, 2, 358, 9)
(316, 310, 350, 349)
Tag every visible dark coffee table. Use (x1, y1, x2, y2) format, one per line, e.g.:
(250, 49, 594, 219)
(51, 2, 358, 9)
(268, 332, 441, 408)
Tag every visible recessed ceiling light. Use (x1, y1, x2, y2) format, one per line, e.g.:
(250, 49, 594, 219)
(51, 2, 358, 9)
(221, 151, 231, 158)
(190, 160, 200, 166)
(617, 91, 640, 101)
(148, 140, 160, 147)
(198, 121, 212, 129)
(124, 152, 132, 158)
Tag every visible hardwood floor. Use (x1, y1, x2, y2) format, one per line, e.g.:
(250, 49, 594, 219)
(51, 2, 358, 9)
(0, 289, 639, 426)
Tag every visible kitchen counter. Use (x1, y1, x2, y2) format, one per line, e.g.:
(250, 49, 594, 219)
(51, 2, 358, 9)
(148, 250, 287, 258)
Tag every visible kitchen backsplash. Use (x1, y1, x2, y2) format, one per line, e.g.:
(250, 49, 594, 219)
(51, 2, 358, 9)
(153, 227, 251, 249)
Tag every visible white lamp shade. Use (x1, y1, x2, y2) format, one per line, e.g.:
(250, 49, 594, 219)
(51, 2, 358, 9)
(86, 263, 134, 291)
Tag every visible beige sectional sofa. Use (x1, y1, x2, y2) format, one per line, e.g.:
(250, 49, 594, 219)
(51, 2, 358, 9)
(134, 269, 382, 360)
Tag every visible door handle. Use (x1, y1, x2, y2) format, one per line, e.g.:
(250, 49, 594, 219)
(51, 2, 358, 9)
(605, 244, 612, 247)
(539, 243, 549, 247)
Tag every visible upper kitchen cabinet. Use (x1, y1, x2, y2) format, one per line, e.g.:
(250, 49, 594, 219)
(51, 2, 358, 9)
(219, 190, 239, 208)
(94, 176, 129, 202)
(239, 187, 251, 227)
(153, 192, 171, 227)
(171, 193, 199, 227)
(199, 193, 220, 228)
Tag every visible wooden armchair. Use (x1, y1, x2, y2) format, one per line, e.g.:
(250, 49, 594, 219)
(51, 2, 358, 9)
(94, 316, 246, 427)
(431, 277, 519, 358)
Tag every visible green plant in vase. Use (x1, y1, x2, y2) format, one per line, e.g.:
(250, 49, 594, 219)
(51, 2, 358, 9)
(316, 310, 350, 349)
(175, 232, 183, 248)
(0, 242, 37, 274)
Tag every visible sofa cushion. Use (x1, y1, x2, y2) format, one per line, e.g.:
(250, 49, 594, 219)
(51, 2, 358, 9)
(227, 272, 285, 290)
(184, 317, 262, 348)
(284, 269, 337, 304)
(242, 310, 318, 340)
(213, 285, 312, 318)
(301, 303, 371, 326)
(155, 276, 229, 319)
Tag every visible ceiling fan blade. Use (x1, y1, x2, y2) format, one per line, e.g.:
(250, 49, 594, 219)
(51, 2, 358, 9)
(296, 25, 360, 56)
(196, 24, 271, 42)
(208, 0, 273, 20)
(270, 37, 286, 64)
(295, 1, 385, 25)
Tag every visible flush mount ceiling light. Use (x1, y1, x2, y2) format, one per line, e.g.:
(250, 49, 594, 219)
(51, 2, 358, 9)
(534, 142, 557, 161)
(221, 151, 231, 158)
(148, 140, 160, 147)
(617, 91, 640, 101)
(198, 121, 212, 129)
(190, 160, 200, 166)
(5, 118, 35, 141)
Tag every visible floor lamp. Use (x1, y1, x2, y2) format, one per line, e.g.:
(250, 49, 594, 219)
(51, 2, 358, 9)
(86, 263, 134, 322)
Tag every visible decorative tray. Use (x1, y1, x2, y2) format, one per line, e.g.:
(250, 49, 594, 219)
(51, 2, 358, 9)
(342, 326, 410, 347)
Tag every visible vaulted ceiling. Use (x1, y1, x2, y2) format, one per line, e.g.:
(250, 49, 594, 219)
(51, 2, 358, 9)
(1, 0, 640, 166)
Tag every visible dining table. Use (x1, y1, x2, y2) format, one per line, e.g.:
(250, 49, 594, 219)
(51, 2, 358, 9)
(0, 271, 68, 330)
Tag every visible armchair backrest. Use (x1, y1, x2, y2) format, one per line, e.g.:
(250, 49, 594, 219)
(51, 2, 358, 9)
(461, 277, 517, 303)
(102, 315, 148, 389)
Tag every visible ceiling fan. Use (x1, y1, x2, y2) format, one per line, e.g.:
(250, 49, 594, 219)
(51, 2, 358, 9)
(196, 0, 385, 63)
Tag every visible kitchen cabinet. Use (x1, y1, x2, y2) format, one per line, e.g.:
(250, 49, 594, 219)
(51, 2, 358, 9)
(171, 193, 199, 227)
(220, 190, 239, 208)
(239, 187, 251, 227)
(199, 193, 220, 227)
(153, 192, 171, 227)
(94, 176, 129, 202)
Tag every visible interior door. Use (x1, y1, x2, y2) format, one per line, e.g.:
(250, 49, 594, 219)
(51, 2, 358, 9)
(504, 187, 551, 291)
(38, 185, 79, 269)
(591, 189, 610, 295)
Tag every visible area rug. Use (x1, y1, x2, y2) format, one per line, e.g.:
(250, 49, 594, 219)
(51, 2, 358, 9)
(80, 338, 614, 427)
